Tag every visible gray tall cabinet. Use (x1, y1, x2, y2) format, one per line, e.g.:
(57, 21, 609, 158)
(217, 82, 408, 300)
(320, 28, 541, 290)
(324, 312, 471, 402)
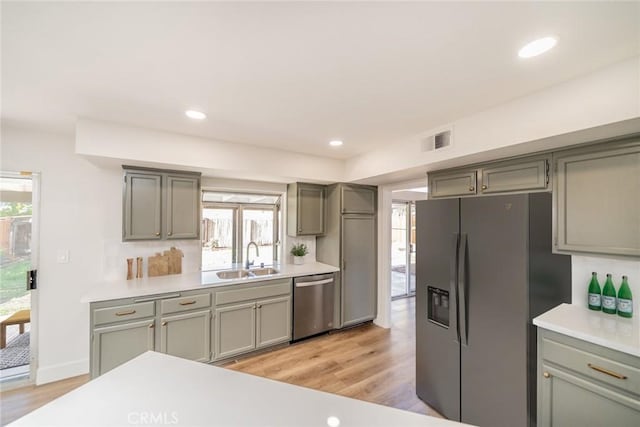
(317, 184, 377, 328)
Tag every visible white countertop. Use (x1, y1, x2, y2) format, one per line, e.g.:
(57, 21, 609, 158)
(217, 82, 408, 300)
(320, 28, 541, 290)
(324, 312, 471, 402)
(9, 351, 469, 427)
(533, 303, 640, 357)
(82, 262, 339, 303)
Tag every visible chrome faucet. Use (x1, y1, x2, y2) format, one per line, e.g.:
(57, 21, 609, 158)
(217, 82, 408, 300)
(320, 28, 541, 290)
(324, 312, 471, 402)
(245, 241, 260, 269)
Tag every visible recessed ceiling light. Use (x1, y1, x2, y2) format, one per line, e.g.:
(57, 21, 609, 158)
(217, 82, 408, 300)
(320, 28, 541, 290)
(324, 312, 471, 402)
(518, 36, 557, 58)
(329, 140, 343, 147)
(185, 110, 206, 120)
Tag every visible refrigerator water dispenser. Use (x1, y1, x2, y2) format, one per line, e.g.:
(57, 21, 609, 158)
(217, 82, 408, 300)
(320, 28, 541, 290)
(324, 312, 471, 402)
(427, 286, 449, 327)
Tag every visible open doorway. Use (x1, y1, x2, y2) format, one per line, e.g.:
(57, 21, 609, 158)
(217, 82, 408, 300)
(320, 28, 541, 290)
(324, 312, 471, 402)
(0, 172, 38, 384)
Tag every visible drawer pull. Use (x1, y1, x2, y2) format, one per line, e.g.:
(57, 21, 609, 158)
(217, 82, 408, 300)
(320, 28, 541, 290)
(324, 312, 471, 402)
(543, 372, 551, 379)
(115, 310, 136, 316)
(179, 300, 197, 306)
(588, 363, 627, 380)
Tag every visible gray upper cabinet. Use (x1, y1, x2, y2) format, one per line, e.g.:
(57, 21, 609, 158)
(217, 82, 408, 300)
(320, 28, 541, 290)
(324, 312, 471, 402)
(123, 172, 163, 240)
(554, 140, 640, 257)
(429, 170, 477, 198)
(123, 167, 201, 241)
(341, 185, 377, 214)
(287, 182, 325, 236)
(480, 156, 549, 194)
(428, 154, 551, 199)
(166, 175, 200, 239)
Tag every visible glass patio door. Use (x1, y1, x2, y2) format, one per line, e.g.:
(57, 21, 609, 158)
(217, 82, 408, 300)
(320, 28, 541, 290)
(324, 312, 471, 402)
(391, 201, 416, 299)
(0, 171, 39, 383)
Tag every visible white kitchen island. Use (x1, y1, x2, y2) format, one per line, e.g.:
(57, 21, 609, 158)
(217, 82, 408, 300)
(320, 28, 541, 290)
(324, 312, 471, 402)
(9, 351, 470, 427)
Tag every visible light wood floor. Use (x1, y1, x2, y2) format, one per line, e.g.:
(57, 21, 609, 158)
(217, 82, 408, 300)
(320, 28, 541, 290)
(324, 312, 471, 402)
(1, 297, 439, 425)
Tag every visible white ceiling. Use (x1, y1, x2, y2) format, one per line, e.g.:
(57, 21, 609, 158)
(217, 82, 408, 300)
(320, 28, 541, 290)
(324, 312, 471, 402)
(2, 1, 639, 160)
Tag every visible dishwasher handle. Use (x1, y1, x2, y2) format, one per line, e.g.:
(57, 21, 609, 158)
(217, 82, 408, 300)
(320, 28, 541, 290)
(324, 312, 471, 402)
(295, 278, 334, 288)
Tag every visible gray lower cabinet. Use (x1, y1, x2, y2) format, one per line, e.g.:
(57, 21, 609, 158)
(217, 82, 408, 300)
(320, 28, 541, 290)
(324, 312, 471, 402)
(256, 296, 291, 348)
(537, 329, 640, 426)
(92, 319, 155, 377)
(90, 291, 213, 378)
(215, 302, 257, 360)
(160, 309, 212, 362)
(554, 139, 640, 257)
(123, 167, 201, 241)
(214, 279, 292, 361)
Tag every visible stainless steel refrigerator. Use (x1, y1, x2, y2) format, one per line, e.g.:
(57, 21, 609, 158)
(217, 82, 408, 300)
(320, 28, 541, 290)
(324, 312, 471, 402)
(416, 192, 571, 427)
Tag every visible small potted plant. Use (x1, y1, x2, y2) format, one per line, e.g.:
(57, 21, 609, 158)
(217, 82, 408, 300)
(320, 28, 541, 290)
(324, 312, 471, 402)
(290, 243, 308, 265)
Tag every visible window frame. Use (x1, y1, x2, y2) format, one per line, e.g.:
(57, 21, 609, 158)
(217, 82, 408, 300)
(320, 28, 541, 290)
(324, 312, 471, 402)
(202, 197, 280, 269)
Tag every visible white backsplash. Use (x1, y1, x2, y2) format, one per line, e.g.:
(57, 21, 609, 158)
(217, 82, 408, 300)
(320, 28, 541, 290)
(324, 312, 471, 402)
(103, 239, 201, 281)
(284, 235, 316, 265)
(572, 254, 640, 311)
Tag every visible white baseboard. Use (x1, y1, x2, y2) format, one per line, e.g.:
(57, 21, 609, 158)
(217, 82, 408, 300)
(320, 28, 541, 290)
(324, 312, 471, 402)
(36, 359, 89, 385)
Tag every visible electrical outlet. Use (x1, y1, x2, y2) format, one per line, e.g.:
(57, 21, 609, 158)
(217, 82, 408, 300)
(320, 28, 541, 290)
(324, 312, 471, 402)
(57, 249, 70, 264)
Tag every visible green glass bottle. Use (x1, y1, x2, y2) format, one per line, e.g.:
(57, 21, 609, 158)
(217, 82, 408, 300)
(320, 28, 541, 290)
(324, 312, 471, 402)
(602, 273, 617, 314)
(617, 276, 633, 318)
(587, 272, 601, 311)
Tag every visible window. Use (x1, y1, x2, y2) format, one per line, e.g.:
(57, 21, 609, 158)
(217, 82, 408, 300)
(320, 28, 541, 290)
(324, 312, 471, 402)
(201, 191, 280, 271)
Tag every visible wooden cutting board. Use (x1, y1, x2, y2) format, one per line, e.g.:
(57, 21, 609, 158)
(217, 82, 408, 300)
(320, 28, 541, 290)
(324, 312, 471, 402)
(148, 253, 169, 277)
(147, 247, 184, 277)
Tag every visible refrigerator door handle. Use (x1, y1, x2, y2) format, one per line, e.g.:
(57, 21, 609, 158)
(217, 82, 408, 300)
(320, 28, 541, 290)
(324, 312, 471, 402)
(451, 233, 460, 344)
(458, 233, 468, 346)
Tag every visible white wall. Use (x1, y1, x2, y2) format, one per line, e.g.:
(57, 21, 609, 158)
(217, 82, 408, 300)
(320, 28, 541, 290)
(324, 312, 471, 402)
(1, 126, 116, 383)
(76, 119, 345, 184)
(346, 56, 640, 183)
(0, 126, 204, 384)
(572, 255, 640, 312)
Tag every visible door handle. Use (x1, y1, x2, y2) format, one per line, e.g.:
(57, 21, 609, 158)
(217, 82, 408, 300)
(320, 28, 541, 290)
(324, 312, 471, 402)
(295, 279, 334, 287)
(450, 233, 460, 344)
(458, 233, 468, 346)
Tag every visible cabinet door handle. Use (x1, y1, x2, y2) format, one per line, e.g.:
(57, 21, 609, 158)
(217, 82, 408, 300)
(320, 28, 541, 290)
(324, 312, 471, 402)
(115, 310, 136, 316)
(543, 372, 551, 379)
(149, 323, 155, 329)
(257, 304, 262, 309)
(469, 186, 475, 192)
(481, 185, 488, 190)
(162, 321, 168, 326)
(587, 363, 627, 380)
(168, 232, 173, 236)
(179, 300, 196, 306)
(155, 232, 161, 236)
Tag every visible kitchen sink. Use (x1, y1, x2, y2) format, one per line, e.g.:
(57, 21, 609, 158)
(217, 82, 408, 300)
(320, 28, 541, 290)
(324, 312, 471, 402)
(249, 267, 279, 276)
(216, 269, 251, 279)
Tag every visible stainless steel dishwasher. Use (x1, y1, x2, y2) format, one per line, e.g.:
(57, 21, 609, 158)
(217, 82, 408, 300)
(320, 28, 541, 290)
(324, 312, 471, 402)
(292, 273, 335, 341)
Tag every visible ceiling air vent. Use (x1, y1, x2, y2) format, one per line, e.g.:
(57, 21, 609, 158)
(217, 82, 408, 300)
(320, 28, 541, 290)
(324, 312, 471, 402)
(421, 129, 452, 152)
